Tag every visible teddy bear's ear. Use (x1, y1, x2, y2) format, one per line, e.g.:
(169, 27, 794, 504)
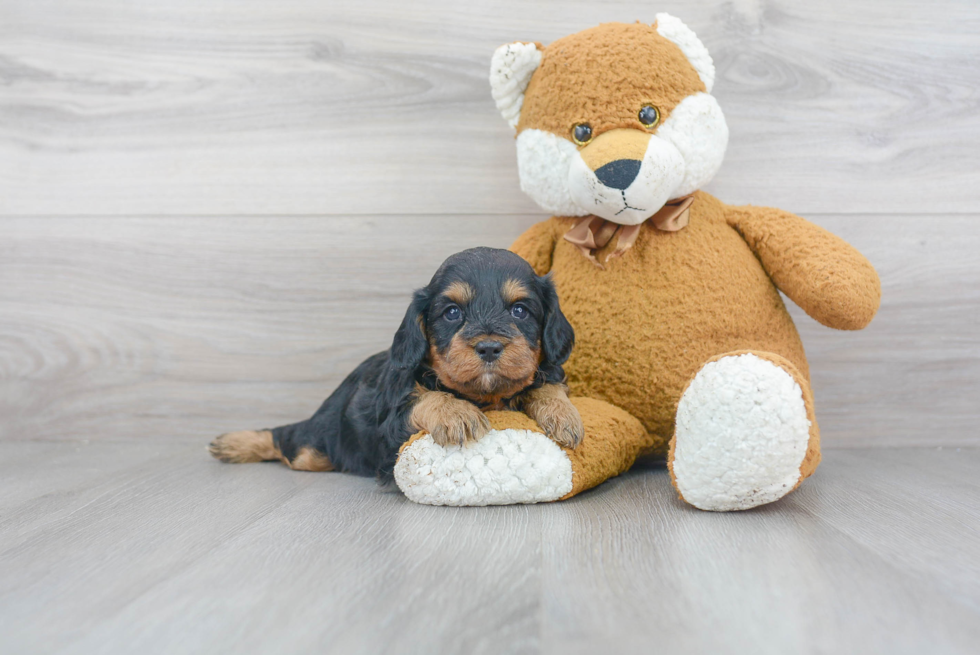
(654, 13, 716, 93)
(489, 42, 543, 130)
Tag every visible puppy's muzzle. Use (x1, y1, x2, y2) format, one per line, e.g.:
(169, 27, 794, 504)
(474, 339, 505, 363)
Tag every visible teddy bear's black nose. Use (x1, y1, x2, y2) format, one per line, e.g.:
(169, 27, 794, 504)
(475, 340, 504, 363)
(594, 159, 642, 190)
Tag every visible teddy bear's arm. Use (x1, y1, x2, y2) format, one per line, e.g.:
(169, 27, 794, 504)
(726, 205, 881, 330)
(510, 219, 557, 275)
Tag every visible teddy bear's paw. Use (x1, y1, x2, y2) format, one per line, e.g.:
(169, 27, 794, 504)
(394, 428, 573, 506)
(672, 354, 811, 511)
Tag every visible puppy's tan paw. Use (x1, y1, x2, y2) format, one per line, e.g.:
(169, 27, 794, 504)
(536, 402, 585, 449)
(521, 384, 585, 449)
(208, 430, 277, 463)
(429, 400, 492, 447)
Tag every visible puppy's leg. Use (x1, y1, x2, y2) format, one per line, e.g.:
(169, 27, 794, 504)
(209, 424, 334, 472)
(271, 421, 335, 471)
(410, 390, 491, 447)
(209, 430, 279, 463)
(517, 384, 585, 449)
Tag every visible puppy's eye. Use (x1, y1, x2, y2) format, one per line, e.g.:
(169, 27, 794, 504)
(638, 105, 660, 128)
(510, 303, 529, 320)
(443, 305, 462, 321)
(572, 123, 592, 146)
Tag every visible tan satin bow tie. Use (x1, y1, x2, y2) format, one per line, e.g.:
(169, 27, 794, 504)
(563, 193, 695, 267)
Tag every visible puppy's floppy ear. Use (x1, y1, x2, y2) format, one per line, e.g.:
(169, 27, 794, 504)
(390, 289, 430, 370)
(539, 274, 574, 367)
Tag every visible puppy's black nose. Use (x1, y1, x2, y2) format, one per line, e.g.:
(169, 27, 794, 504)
(475, 340, 504, 363)
(594, 159, 642, 190)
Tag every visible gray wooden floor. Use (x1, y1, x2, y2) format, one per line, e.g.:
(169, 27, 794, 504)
(1, 443, 977, 655)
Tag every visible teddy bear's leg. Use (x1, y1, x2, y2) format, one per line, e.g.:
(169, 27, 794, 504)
(668, 351, 821, 512)
(394, 397, 653, 506)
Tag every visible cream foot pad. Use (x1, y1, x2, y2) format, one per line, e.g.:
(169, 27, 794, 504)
(394, 428, 573, 506)
(671, 353, 811, 511)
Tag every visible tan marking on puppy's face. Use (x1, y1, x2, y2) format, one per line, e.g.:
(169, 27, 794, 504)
(287, 447, 334, 472)
(429, 335, 484, 391)
(502, 278, 529, 305)
(442, 281, 474, 305)
(208, 430, 278, 463)
(429, 333, 540, 407)
(517, 22, 705, 141)
(493, 333, 540, 393)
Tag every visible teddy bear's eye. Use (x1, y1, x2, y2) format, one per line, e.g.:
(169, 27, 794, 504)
(572, 123, 593, 146)
(638, 105, 660, 128)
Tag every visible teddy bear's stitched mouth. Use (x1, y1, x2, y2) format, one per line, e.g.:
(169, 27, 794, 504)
(614, 189, 645, 215)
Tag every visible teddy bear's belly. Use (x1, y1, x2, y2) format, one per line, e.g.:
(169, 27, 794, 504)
(550, 218, 808, 453)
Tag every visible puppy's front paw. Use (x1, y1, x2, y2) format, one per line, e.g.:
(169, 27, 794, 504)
(536, 401, 585, 449)
(429, 400, 491, 447)
(521, 385, 585, 449)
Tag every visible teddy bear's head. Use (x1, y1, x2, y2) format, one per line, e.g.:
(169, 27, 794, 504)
(490, 15, 728, 225)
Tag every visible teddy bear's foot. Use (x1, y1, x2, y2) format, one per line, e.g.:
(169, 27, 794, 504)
(395, 398, 656, 506)
(394, 427, 573, 506)
(670, 352, 815, 511)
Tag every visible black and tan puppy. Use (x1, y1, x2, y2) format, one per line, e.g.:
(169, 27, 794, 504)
(209, 247, 583, 480)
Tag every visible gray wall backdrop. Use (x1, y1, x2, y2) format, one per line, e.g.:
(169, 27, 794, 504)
(1, 0, 978, 447)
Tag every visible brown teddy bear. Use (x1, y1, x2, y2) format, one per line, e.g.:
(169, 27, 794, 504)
(394, 15, 880, 510)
